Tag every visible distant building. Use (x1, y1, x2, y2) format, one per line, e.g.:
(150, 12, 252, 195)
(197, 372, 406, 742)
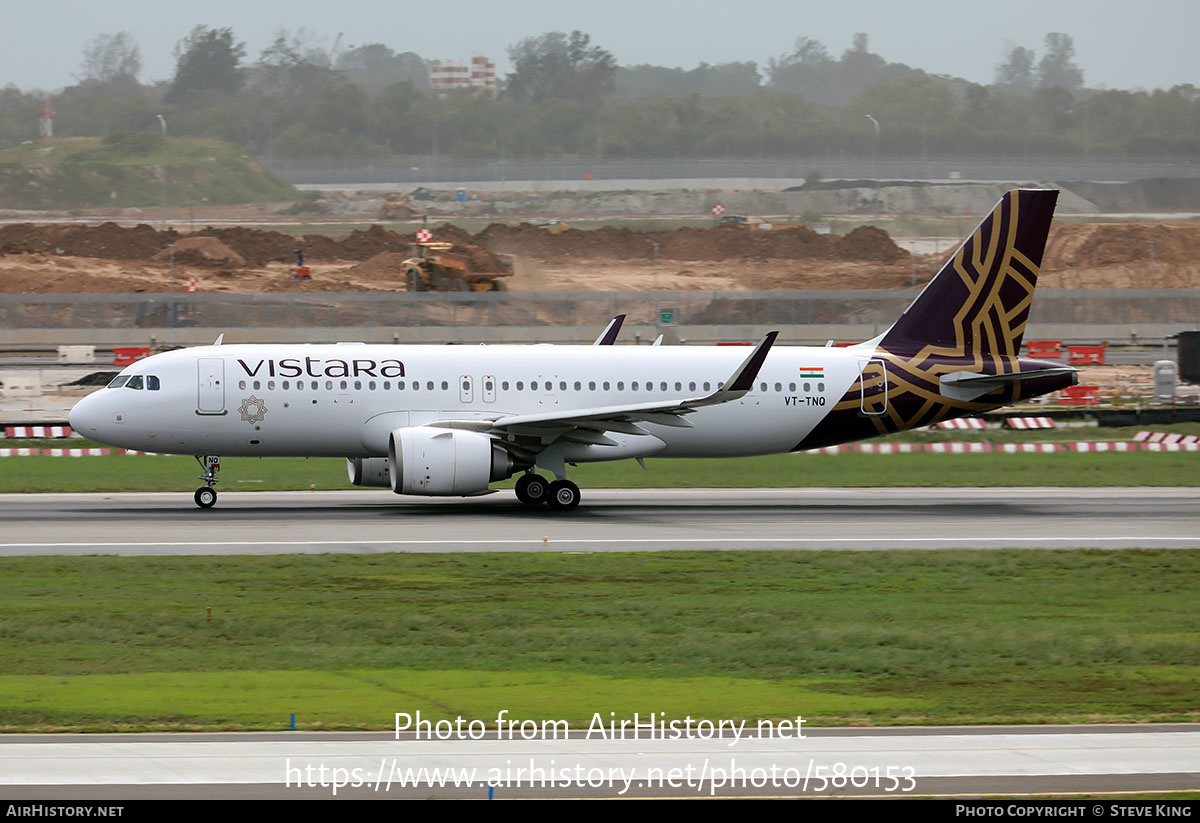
(430, 55, 497, 97)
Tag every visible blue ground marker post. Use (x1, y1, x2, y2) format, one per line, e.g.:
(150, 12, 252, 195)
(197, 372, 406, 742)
(290, 713, 296, 731)
(489, 782, 494, 800)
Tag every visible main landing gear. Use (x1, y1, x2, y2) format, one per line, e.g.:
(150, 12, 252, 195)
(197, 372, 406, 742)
(514, 471, 580, 511)
(194, 455, 220, 508)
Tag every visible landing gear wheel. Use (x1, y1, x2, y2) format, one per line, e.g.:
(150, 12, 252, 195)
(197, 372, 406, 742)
(515, 473, 549, 505)
(546, 479, 581, 511)
(194, 487, 217, 508)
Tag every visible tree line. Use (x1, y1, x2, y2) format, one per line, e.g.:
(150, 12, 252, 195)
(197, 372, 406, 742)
(2, 27, 1197, 162)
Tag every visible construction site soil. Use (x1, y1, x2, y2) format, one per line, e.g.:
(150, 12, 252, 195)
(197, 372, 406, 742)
(0, 220, 1196, 294)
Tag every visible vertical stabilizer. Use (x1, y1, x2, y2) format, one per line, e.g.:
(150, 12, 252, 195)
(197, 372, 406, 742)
(880, 189, 1057, 357)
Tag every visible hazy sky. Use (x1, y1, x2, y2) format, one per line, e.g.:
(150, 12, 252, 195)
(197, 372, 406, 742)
(3, 0, 1197, 93)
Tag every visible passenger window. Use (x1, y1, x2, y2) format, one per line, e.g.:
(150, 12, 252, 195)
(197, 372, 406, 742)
(789, 382, 796, 392)
(311, 381, 318, 390)
(486, 380, 494, 391)
(516, 381, 524, 390)
(632, 382, 639, 391)
(126, 375, 144, 390)
(268, 381, 276, 390)
(239, 380, 247, 390)
(775, 382, 782, 392)
(462, 380, 470, 391)
(531, 381, 538, 391)
(660, 382, 667, 391)
(397, 380, 404, 389)
(253, 380, 261, 390)
(107, 375, 130, 389)
(354, 381, 361, 390)
(759, 382, 767, 392)
(426, 381, 434, 391)
(674, 382, 681, 391)
(441, 381, 448, 390)
(603, 381, 610, 390)
(617, 381, 624, 391)
(560, 381, 567, 391)
(147, 375, 160, 391)
(704, 382, 711, 391)
(804, 382, 811, 392)
(502, 381, 509, 390)
(818, 382, 825, 392)
(589, 381, 596, 391)
(282, 380, 290, 390)
(325, 380, 333, 390)
(689, 381, 696, 391)
(340, 380, 348, 390)
(573, 381, 580, 391)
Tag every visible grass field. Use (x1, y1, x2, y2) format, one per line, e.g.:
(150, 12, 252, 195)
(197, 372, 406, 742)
(0, 550, 1195, 732)
(0, 134, 296, 209)
(0, 449, 1197, 493)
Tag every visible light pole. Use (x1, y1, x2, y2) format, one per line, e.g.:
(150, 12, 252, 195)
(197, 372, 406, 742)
(865, 114, 880, 221)
(156, 115, 167, 230)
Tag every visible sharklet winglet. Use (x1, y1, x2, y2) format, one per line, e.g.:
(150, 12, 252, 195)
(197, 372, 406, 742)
(593, 314, 626, 346)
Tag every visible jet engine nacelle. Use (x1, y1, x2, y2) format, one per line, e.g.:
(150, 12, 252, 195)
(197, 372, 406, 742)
(387, 426, 515, 496)
(346, 456, 392, 488)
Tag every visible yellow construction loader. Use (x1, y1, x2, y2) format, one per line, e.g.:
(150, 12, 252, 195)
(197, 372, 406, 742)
(401, 242, 511, 292)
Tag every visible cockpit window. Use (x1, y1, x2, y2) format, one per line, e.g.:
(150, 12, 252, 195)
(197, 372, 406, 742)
(147, 375, 160, 391)
(107, 375, 130, 389)
(126, 375, 144, 390)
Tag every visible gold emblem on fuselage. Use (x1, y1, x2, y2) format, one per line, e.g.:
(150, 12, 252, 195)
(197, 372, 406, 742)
(238, 395, 268, 424)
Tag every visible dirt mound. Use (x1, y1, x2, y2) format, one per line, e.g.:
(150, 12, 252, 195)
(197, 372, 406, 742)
(1043, 222, 1199, 269)
(471, 221, 906, 263)
(152, 236, 245, 267)
(0, 221, 177, 259)
(840, 225, 908, 262)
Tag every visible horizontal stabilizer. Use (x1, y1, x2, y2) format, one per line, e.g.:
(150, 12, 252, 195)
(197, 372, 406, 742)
(940, 367, 1077, 402)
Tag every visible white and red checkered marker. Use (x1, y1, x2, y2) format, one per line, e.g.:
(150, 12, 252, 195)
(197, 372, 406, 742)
(416, 228, 433, 242)
(936, 418, 987, 430)
(1004, 416, 1055, 430)
(1069, 442, 1139, 453)
(185, 276, 198, 292)
(711, 204, 724, 215)
(4, 426, 72, 438)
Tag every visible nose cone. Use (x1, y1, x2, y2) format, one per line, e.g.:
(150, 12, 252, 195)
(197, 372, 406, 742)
(69, 392, 102, 438)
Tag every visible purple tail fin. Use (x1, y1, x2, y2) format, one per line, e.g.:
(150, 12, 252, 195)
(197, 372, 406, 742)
(880, 189, 1058, 357)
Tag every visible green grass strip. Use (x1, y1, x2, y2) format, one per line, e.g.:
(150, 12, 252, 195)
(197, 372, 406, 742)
(0, 550, 1196, 731)
(0, 450, 1197, 493)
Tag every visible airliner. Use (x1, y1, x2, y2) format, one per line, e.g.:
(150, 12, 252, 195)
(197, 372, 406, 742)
(69, 189, 1077, 510)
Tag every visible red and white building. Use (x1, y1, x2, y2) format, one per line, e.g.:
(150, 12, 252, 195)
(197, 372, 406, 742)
(430, 55, 497, 97)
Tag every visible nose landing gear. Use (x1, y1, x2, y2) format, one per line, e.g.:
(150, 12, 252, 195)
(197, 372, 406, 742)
(194, 455, 220, 508)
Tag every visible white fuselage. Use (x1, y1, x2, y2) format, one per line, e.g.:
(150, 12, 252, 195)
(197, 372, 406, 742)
(69, 342, 869, 461)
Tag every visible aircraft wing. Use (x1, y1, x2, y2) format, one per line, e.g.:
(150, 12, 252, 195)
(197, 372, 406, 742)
(431, 331, 778, 450)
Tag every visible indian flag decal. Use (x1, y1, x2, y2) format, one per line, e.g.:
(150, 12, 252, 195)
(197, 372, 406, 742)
(798, 367, 825, 379)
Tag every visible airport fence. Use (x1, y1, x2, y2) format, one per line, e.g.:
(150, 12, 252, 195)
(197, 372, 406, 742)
(2, 290, 1197, 334)
(261, 156, 1200, 186)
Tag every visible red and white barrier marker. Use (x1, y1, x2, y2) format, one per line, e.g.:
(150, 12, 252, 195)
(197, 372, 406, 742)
(937, 418, 987, 430)
(4, 426, 73, 438)
(1005, 417, 1055, 430)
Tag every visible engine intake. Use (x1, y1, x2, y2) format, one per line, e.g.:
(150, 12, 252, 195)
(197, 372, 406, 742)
(387, 427, 515, 496)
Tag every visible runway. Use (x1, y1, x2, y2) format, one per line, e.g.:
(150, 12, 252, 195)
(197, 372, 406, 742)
(1, 725, 1197, 799)
(0, 487, 1197, 555)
